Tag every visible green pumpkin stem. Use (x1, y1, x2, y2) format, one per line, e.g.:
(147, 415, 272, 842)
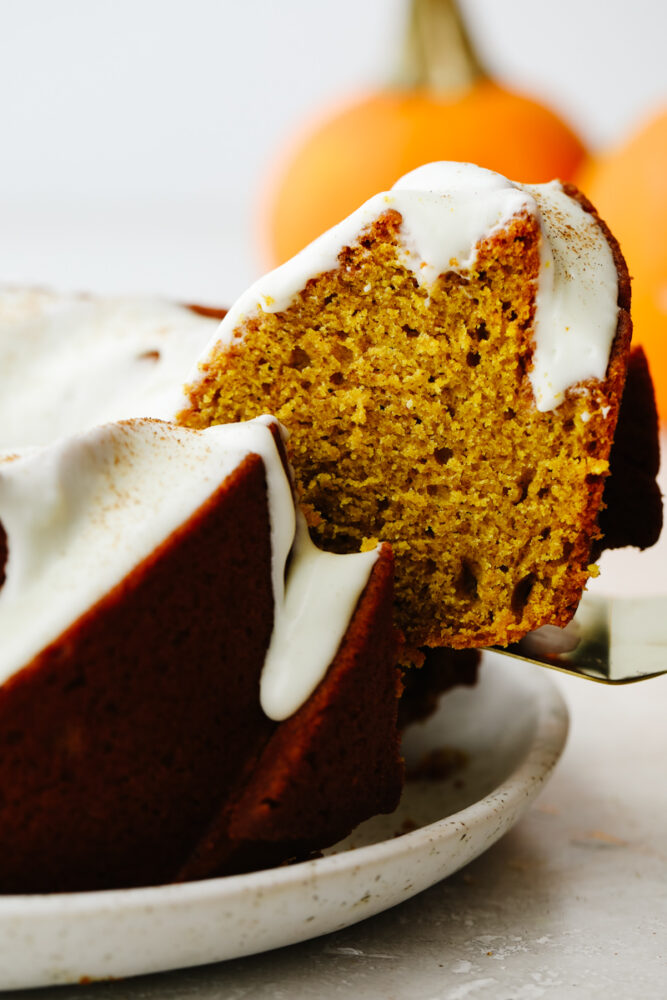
(394, 0, 488, 95)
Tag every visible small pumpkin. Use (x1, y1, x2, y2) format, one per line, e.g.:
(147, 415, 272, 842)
(265, 0, 587, 266)
(576, 109, 667, 423)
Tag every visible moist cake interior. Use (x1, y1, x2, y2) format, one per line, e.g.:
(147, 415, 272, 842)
(182, 209, 617, 650)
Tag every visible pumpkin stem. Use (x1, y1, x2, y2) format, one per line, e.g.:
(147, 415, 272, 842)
(394, 0, 487, 95)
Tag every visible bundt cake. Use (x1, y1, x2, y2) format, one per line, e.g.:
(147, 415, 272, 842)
(0, 416, 402, 892)
(179, 161, 647, 652)
(0, 154, 661, 891)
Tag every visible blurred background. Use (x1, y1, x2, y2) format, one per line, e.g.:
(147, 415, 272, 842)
(1, 10, 665, 987)
(1, 0, 665, 303)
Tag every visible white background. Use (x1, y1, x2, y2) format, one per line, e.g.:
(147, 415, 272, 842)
(1, 0, 666, 304)
(2, 5, 667, 995)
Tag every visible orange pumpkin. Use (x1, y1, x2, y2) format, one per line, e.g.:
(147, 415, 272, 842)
(577, 109, 667, 423)
(264, 0, 587, 266)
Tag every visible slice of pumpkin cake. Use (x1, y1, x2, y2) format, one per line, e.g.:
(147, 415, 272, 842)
(179, 162, 634, 652)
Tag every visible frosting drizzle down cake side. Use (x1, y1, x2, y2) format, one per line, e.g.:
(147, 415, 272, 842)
(179, 162, 635, 652)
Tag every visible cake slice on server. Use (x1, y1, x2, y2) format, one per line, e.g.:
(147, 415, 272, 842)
(179, 161, 661, 654)
(0, 417, 401, 892)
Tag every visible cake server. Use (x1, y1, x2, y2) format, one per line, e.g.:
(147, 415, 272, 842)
(495, 593, 667, 684)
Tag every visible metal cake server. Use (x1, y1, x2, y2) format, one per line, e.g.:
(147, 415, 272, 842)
(495, 593, 667, 684)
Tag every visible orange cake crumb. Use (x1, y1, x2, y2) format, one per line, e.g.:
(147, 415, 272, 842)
(180, 183, 631, 654)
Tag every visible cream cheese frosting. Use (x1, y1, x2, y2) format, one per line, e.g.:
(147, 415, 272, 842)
(0, 416, 377, 721)
(261, 509, 379, 720)
(0, 288, 218, 449)
(191, 161, 618, 413)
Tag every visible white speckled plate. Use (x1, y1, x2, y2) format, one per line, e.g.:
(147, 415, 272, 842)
(0, 654, 567, 990)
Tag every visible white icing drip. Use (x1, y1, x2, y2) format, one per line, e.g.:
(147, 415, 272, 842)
(0, 416, 378, 721)
(189, 162, 619, 413)
(261, 512, 378, 721)
(526, 182, 619, 410)
(250, 419, 378, 721)
(0, 288, 217, 449)
(239, 418, 378, 721)
(392, 162, 533, 283)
